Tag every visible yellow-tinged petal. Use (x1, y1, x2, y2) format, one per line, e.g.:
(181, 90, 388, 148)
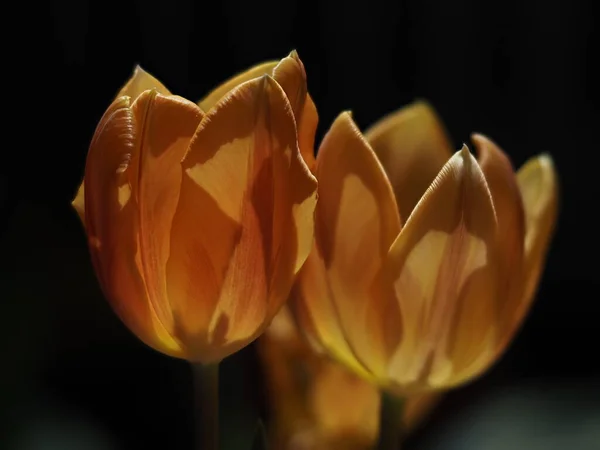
(128, 90, 204, 340)
(170, 75, 316, 363)
(513, 154, 558, 338)
(364, 101, 454, 222)
(472, 134, 526, 338)
(82, 96, 183, 358)
(198, 61, 278, 111)
(117, 65, 172, 100)
(386, 147, 498, 390)
(72, 183, 85, 224)
(312, 112, 402, 377)
(292, 245, 370, 377)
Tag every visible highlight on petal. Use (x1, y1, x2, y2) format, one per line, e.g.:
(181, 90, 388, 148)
(82, 96, 184, 358)
(472, 133, 526, 338)
(309, 112, 402, 378)
(364, 101, 454, 222)
(170, 75, 316, 363)
(72, 182, 85, 224)
(117, 65, 172, 100)
(513, 154, 558, 336)
(198, 61, 279, 111)
(386, 146, 498, 390)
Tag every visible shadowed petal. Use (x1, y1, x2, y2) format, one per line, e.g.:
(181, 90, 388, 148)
(512, 154, 558, 338)
(82, 96, 183, 357)
(128, 90, 204, 340)
(472, 134, 526, 339)
(272, 51, 318, 169)
(72, 67, 173, 221)
(198, 61, 278, 111)
(364, 101, 454, 221)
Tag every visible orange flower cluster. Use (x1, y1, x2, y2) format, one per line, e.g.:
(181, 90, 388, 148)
(73, 50, 557, 448)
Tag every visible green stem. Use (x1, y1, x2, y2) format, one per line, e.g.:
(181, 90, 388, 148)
(192, 363, 220, 450)
(376, 391, 405, 450)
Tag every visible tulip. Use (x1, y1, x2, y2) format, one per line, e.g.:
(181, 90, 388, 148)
(257, 309, 441, 450)
(291, 101, 558, 394)
(72, 52, 318, 364)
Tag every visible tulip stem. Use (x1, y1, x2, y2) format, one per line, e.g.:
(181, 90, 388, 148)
(376, 392, 405, 450)
(192, 363, 220, 450)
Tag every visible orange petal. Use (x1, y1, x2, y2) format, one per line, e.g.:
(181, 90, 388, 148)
(171, 75, 315, 362)
(472, 134, 526, 339)
(272, 51, 318, 169)
(313, 112, 402, 377)
(298, 94, 318, 170)
(364, 101, 454, 222)
(513, 154, 558, 337)
(117, 65, 172, 100)
(198, 61, 278, 111)
(72, 67, 173, 220)
(386, 147, 498, 390)
(127, 91, 204, 343)
(83, 96, 183, 357)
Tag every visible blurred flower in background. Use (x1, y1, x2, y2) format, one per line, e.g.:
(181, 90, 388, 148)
(292, 102, 558, 394)
(258, 309, 441, 450)
(71, 52, 317, 364)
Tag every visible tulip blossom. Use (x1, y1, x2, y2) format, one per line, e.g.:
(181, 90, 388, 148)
(72, 52, 318, 364)
(257, 309, 441, 450)
(292, 102, 557, 394)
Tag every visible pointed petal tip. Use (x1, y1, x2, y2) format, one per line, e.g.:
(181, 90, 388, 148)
(459, 143, 472, 159)
(537, 153, 555, 169)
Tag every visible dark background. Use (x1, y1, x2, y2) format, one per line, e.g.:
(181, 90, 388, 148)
(2, 0, 599, 449)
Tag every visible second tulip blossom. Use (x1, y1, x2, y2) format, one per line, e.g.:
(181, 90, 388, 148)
(292, 102, 558, 394)
(72, 52, 317, 364)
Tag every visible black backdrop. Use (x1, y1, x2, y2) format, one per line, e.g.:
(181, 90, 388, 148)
(2, 0, 599, 449)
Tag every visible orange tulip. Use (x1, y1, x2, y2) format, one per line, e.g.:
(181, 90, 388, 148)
(291, 102, 558, 394)
(72, 52, 318, 364)
(258, 309, 441, 450)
